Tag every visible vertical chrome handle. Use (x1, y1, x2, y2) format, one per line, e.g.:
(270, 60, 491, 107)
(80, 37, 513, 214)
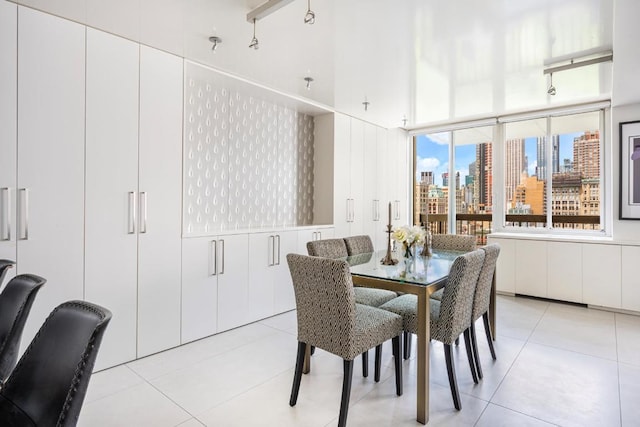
(276, 234, 281, 265)
(128, 192, 136, 234)
(377, 200, 381, 221)
(346, 199, 350, 222)
(312, 231, 316, 241)
(139, 192, 147, 234)
(318, 231, 322, 240)
(268, 235, 274, 266)
(394, 200, 400, 220)
(1, 188, 10, 241)
(209, 240, 217, 276)
(372, 200, 377, 221)
(219, 239, 225, 274)
(18, 188, 28, 240)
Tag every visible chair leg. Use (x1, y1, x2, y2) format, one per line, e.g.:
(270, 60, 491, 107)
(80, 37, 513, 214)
(392, 335, 403, 396)
(290, 341, 307, 406)
(469, 322, 483, 379)
(338, 359, 354, 427)
(444, 344, 462, 410)
(362, 351, 369, 377)
(311, 345, 315, 355)
(463, 329, 478, 384)
(403, 331, 411, 360)
(374, 344, 382, 382)
(483, 312, 497, 360)
(455, 336, 460, 346)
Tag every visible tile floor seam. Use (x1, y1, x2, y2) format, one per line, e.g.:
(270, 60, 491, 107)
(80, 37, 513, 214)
(83, 364, 149, 405)
(524, 339, 620, 363)
(482, 402, 562, 426)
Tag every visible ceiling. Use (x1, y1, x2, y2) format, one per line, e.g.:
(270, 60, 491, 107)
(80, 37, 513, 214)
(10, 0, 614, 128)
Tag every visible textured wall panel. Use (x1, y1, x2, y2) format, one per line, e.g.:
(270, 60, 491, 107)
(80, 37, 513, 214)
(183, 63, 315, 235)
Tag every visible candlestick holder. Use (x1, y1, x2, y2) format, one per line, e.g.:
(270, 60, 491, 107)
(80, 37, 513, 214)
(381, 222, 398, 265)
(421, 224, 432, 257)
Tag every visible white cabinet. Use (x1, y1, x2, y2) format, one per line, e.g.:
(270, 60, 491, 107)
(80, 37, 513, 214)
(17, 7, 86, 348)
(297, 227, 334, 255)
(621, 246, 640, 311)
(488, 237, 516, 294)
(547, 242, 582, 303)
(84, 28, 140, 369)
(136, 46, 183, 358)
(583, 244, 621, 308)
(515, 240, 547, 298)
(248, 230, 298, 320)
(182, 234, 249, 343)
(363, 123, 386, 250)
(85, 30, 183, 367)
(0, 1, 17, 280)
(333, 113, 352, 238)
(388, 128, 410, 227)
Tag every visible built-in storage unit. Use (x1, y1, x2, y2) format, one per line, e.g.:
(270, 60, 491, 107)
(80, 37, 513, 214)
(489, 235, 640, 311)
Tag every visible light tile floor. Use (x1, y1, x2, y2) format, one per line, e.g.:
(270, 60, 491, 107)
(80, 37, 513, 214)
(79, 295, 640, 426)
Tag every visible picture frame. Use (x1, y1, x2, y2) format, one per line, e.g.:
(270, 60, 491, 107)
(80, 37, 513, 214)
(619, 120, 640, 220)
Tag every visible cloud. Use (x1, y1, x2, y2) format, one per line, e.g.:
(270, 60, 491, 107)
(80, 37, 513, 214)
(416, 156, 440, 170)
(528, 160, 537, 177)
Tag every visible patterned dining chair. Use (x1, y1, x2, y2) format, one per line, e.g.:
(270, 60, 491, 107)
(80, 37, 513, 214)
(468, 244, 501, 379)
(287, 254, 403, 427)
(306, 237, 397, 377)
(431, 234, 477, 252)
(379, 249, 485, 410)
(343, 235, 374, 255)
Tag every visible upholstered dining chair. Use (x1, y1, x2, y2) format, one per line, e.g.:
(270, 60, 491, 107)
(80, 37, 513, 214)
(379, 249, 485, 410)
(431, 234, 477, 252)
(0, 300, 111, 426)
(287, 254, 403, 427)
(0, 260, 15, 288)
(307, 237, 398, 377)
(0, 274, 46, 384)
(468, 244, 500, 379)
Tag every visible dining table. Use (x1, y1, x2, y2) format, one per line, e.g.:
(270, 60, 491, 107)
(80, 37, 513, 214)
(344, 248, 496, 424)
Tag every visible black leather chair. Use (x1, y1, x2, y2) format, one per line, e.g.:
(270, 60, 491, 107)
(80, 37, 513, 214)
(0, 260, 15, 287)
(0, 300, 112, 427)
(0, 274, 46, 384)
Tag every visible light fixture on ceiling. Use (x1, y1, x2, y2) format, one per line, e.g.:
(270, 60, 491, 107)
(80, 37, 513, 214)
(249, 18, 259, 50)
(402, 115, 408, 127)
(247, 0, 296, 22)
(304, 0, 315, 24)
(304, 76, 314, 90)
(363, 97, 370, 112)
(547, 73, 556, 96)
(208, 36, 222, 52)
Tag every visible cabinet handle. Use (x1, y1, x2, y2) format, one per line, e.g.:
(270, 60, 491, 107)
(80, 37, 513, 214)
(318, 231, 322, 240)
(139, 192, 147, 234)
(1, 188, 10, 241)
(312, 231, 316, 241)
(128, 191, 136, 234)
(18, 188, 28, 240)
(372, 200, 377, 221)
(219, 239, 225, 274)
(394, 200, 400, 220)
(209, 240, 217, 276)
(276, 234, 281, 265)
(268, 235, 274, 266)
(346, 199, 350, 222)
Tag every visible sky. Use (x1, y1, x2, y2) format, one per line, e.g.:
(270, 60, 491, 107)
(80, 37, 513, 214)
(416, 132, 581, 187)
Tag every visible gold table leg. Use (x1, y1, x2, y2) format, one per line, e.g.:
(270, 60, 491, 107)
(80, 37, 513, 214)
(416, 287, 429, 424)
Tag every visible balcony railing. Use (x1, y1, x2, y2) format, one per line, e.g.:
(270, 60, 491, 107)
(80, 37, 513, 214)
(419, 213, 601, 246)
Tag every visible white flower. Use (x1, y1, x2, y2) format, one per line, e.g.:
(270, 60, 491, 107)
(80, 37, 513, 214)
(392, 225, 426, 246)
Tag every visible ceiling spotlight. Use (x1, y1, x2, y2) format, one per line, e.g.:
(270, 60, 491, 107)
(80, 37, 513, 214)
(304, 0, 315, 24)
(304, 76, 314, 90)
(249, 18, 259, 50)
(363, 97, 370, 111)
(402, 115, 408, 127)
(547, 73, 556, 96)
(208, 36, 222, 52)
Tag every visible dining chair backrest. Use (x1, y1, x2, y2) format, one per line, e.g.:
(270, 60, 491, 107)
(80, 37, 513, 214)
(472, 244, 500, 321)
(433, 249, 485, 345)
(306, 238, 348, 259)
(0, 274, 46, 383)
(287, 254, 357, 360)
(0, 300, 111, 427)
(343, 235, 374, 256)
(431, 234, 476, 252)
(0, 260, 15, 288)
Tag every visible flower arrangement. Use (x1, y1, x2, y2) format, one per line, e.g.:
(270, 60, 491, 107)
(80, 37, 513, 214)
(392, 225, 426, 258)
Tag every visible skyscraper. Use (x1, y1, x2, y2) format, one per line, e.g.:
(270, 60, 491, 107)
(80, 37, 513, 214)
(474, 143, 492, 212)
(573, 130, 600, 179)
(505, 138, 525, 208)
(536, 135, 560, 180)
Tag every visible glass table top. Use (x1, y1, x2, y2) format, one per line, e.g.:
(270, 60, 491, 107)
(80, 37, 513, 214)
(346, 249, 462, 286)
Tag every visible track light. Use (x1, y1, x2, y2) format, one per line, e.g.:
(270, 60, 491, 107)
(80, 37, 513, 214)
(547, 73, 556, 96)
(249, 19, 259, 50)
(363, 97, 370, 111)
(304, 76, 313, 90)
(208, 36, 222, 52)
(304, 0, 315, 24)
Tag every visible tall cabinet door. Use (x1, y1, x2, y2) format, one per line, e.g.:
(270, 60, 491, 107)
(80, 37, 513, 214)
(17, 7, 86, 348)
(0, 1, 17, 276)
(333, 113, 351, 237)
(85, 28, 140, 369)
(349, 119, 365, 235)
(137, 45, 183, 357)
(217, 233, 250, 332)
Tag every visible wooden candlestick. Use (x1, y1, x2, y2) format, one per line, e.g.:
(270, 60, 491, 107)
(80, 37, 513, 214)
(381, 202, 398, 265)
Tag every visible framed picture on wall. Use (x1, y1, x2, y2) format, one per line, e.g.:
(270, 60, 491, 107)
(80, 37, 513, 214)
(620, 120, 640, 219)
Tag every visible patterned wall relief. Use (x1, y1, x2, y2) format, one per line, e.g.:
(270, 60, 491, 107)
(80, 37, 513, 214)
(183, 62, 315, 235)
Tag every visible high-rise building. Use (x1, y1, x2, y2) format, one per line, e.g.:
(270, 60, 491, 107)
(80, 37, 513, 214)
(474, 143, 492, 212)
(505, 138, 526, 208)
(455, 171, 460, 190)
(551, 172, 582, 217)
(536, 135, 560, 180)
(573, 130, 600, 179)
(420, 171, 434, 185)
(512, 174, 545, 215)
(442, 172, 449, 187)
